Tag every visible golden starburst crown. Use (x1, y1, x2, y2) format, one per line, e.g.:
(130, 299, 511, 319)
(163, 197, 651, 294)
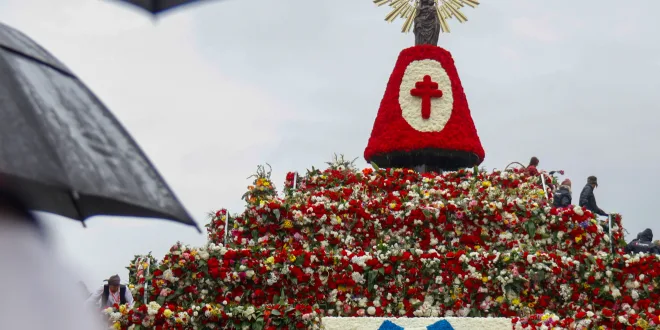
(374, 0, 480, 33)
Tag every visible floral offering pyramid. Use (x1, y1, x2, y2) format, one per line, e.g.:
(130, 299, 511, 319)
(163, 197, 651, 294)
(106, 157, 660, 329)
(104, 2, 660, 329)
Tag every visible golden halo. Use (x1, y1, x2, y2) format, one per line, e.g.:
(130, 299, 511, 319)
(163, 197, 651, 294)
(373, 0, 480, 33)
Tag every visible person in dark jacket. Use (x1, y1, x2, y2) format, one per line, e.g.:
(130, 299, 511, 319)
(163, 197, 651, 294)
(625, 229, 660, 255)
(579, 176, 607, 216)
(553, 179, 572, 207)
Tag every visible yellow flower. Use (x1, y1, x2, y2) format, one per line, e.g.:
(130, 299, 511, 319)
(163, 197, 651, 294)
(263, 181, 271, 187)
(335, 215, 342, 224)
(512, 298, 520, 306)
(142, 262, 149, 269)
(119, 305, 127, 313)
(482, 181, 491, 188)
(289, 255, 296, 262)
(496, 296, 504, 303)
(113, 322, 121, 330)
(541, 314, 551, 321)
(265, 256, 275, 264)
(178, 260, 185, 266)
(190, 250, 197, 256)
(389, 203, 397, 209)
(282, 219, 293, 229)
(597, 327, 605, 330)
(259, 200, 266, 207)
(575, 236, 582, 243)
(482, 276, 488, 283)
(128, 284, 135, 290)
(338, 285, 347, 292)
(637, 319, 648, 328)
(163, 309, 173, 318)
(527, 302, 535, 308)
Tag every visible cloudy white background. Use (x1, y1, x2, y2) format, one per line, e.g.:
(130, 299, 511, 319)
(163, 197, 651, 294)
(1, 0, 659, 289)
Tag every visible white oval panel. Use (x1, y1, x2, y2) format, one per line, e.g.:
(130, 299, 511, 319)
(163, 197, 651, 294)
(398, 59, 454, 132)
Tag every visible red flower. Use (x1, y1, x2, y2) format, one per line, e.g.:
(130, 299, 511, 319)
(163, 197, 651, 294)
(207, 257, 219, 269)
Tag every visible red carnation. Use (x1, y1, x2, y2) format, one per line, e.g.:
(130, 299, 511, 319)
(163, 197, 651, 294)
(365, 45, 484, 171)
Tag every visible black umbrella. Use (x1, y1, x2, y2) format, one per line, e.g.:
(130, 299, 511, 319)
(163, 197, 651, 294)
(0, 22, 200, 232)
(112, 0, 215, 15)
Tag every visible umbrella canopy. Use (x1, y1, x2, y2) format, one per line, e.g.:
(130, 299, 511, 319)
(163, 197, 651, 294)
(0, 22, 200, 231)
(112, 0, 214, 15)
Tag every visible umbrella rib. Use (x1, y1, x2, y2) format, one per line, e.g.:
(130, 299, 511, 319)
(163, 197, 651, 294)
(0, 45, 75, 78)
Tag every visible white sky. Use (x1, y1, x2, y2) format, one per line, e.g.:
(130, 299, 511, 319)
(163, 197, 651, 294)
(1, 0, 659, 289)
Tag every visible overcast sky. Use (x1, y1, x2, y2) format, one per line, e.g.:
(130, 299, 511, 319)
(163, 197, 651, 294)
(1, 0, 659, 289)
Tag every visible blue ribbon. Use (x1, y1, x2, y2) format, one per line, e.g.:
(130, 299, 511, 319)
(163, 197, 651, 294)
(377, 320, 455, 330)
(426, 320, 455, 330)
(378, 320, 405, 330)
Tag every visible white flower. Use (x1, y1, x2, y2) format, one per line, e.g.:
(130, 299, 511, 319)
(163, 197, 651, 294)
(632, 290, 640, 300)
(162, 269, 178, 282)
(243, 306, 255, 318)
(351, 271, 365, 284)
(367, 306, 376, 315)
(573, 205, 584, 216)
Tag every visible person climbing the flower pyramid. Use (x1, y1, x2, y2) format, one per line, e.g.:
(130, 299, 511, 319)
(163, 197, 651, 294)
(625, 228, 660, 255)
(579, 176, 607, 217)
(526, 156, 539, 175)
(552, 179, 572, 208)
(86, 274, 134, 309)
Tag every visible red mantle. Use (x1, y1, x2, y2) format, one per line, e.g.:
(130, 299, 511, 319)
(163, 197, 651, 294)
(364, 45, 485, 170)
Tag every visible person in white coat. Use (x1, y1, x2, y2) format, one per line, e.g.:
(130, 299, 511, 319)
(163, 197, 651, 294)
(0, 187, 105, 330)
(86, 274, 135, 309)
